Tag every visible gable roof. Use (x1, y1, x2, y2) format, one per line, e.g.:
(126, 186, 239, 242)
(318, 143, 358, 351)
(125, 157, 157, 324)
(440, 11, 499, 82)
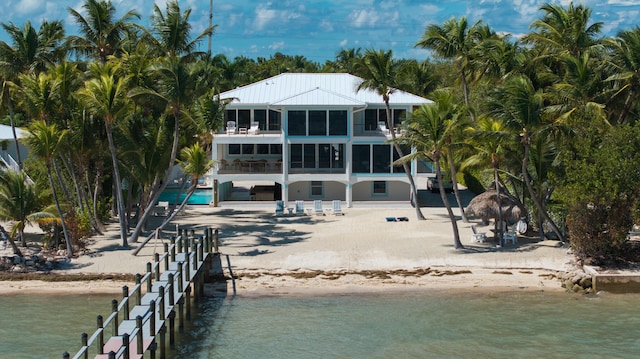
(219, 73, 432, 107)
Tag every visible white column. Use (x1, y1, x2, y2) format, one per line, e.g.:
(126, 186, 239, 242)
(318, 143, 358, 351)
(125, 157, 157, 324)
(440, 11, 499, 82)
(346, 183, 353, 208)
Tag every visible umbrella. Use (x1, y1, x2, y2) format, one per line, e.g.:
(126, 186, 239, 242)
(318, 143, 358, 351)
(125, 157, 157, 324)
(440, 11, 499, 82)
(465, 189, 526, 224)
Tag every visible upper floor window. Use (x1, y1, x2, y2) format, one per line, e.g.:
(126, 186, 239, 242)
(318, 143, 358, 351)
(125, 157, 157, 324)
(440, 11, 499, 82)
(287, 110, 347, 136)
(225, 109, 281, 131)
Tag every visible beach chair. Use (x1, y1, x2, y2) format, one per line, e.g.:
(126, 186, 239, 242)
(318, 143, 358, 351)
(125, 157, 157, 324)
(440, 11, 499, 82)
(378, 121, 389, 135)
(314, 200, 324, 216)
(503, 231, 517, 245)
(471, 225, 487, 243)
(332, 200, 344, 215)
(247, 122, 260, 135)
(226, 121, 237, 134)
(275, 200, 285, 215)
(155, 201, 169, 216)
(295, 200, 305, 215)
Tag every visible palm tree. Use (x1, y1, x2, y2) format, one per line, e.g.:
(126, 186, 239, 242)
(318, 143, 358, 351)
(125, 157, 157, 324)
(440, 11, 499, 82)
(0, 20, 66, 168)
(23, 121, 74, 257)
(403, 100, 464, 249)
(605, 26, 640, 124)
(78, 61, 130, 247)
(67, 0, 140, 63)
(488, 76, 565, 242)
(147, 0, 216, 59)
(416, 16, 496, 120)
(354, 49, 425, 220)
(132, 142, 212, 255)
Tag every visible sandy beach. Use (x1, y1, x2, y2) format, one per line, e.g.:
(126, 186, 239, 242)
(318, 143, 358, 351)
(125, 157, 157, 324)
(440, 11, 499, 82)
(0, 199, 573, 296)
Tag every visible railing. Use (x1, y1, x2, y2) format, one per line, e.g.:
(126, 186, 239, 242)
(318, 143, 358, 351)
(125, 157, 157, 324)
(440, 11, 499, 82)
(63, 227, 220, 359)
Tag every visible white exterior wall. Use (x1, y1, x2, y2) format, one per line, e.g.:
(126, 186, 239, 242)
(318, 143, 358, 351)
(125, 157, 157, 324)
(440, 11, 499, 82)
(288, 181, 345, 201)
(352, 180, 409, 201)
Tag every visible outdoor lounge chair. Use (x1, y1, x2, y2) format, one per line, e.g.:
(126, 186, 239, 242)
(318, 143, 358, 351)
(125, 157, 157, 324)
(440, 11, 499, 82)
(378, 121, 389, 135)
(332, 200, 343, 215)
(503, 231, 517, 244)
(275, 200, 285, 215)
(471, 225, 487, 243)
(295, 200, 305, 215)
(314, 200, 324, 215)
(247, 122, 260, 135)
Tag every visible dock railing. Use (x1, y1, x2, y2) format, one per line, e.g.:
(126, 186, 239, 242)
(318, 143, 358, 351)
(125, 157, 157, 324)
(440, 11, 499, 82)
(63, 227, 220, 359)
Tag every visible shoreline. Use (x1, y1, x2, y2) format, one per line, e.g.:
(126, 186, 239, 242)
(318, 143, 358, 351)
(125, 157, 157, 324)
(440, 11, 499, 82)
(1, 203, 575, 296)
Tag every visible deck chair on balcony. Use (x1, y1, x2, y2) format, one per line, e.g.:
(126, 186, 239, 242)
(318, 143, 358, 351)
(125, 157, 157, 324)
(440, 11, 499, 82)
(314, 200, 324, 216)
(332, 200, 344, 216)
(226, 121, 237, 134)
(378, 121, 389, 135)
(471, 225, 487, 243)
(248, 122, 260, 135)
(295, 200, 305, 215)
(275, 200, 285, 216)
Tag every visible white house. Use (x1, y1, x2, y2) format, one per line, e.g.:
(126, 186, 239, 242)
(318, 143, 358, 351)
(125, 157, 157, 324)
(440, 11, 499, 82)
(211, 73, 432, 206)
(0, 124, 27, 170)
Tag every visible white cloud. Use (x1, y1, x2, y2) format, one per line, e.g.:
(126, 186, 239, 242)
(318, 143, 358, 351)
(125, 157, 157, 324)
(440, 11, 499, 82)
(15, 0, 42, 15)
(254, 3, 278, 30)
(349, 9, 381, 28)
(269, 41, 285, 50)
(339, 39, 348, 47)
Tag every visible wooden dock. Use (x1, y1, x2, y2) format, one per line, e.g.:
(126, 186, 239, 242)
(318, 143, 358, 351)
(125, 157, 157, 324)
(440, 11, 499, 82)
(63, 228, 225, 359)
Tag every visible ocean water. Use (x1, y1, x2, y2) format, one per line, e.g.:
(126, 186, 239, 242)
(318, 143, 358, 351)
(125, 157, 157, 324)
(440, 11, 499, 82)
(1, 290, 639, 359)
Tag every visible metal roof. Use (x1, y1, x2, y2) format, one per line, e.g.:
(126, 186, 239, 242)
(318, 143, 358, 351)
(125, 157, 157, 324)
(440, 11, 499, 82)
(219, 73, 432, 107)
(0, 125, 26, 140)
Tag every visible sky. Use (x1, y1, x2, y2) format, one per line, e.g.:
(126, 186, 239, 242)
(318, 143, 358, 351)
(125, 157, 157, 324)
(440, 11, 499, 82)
(1, 0, 639, 63)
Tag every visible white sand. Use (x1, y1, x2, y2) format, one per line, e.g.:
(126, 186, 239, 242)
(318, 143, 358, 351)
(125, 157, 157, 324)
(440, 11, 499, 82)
(0, 201, 573, 295)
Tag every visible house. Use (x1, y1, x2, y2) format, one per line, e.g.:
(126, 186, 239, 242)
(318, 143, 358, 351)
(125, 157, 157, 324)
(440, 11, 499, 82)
(211, 73, 432, 206)
(0, 124, 28, 171)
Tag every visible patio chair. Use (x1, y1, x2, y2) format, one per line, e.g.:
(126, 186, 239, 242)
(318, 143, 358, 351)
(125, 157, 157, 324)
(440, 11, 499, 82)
(378, 121, 390, 135)
(471, 225, 487, 243)
(503, 231, 517, 245)
(314, 200, 324, 216)
(332, 200, 344, 216)
(295, 200, 305, 215)
(275, 200, 285, 216)
(226, 121, 237, 134)
(247, 122, 260, 135)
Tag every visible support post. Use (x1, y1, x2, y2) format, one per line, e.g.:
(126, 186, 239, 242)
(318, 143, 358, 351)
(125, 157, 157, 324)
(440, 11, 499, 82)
(97, 315, 104, 354)
(170, 237, 176, 262)
(146, 262, 152, 293)
(159, 325, 166, 359)
(185, 285, 192, 320)
(214, 229, 219, 253)
(168, 311, 176, 347)
(135, 274, 142, 305)
(136, 315, 143, 355)
(164, 243, 169, 271)
(111, 299, 119, 336)
(81, 333, 88, 359)
(122, 286, 129, 320)
(178, 297, 185, 333)
(168, 273, 175, 306)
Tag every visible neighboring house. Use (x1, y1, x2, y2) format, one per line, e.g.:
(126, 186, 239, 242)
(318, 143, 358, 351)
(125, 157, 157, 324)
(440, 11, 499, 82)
(0, 124, 27, 171)
(211, 73, 432, 206)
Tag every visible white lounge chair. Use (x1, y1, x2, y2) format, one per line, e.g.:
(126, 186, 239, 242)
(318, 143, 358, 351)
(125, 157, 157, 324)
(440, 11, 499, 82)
(471, 225, 487, 243)
(275, 200, 285, 215)
(314, 200, 324, 216)
(295, 200, 305, 215)
(503, 231, 517, 244)
(248, 122, 259, 135)
(226, 121, 237, 134)
(378, 121, 389, 135)
(332, 200, 343, 216)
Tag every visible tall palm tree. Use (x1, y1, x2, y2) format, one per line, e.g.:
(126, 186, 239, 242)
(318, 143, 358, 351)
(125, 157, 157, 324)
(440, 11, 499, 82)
(488, 76, 565, 242)
(403, 101, 464, 249)
(605, 26, 640, 124)
(355, 49, 425, 220)
(78, 61, 130, 247)
(23, 121, 74, 257)
(147, 0, 216, 59)
(0, 20, 66, 167)
(67, 0, 140, 63)
(416, 16, 496, 120)
(132, 142, 212, 255)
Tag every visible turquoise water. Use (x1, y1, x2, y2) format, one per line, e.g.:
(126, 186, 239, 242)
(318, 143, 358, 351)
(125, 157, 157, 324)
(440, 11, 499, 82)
(159, 188, 213, 205)
(2, 290, 640, 358)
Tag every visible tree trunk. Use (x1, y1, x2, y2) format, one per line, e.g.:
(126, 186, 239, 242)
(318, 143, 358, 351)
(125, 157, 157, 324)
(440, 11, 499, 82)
(0, 225, 22, 257)
(47, 163, 73, 258)
(460, 70, 476, 122)
(385, 99, 425, 220)
(447, 146, 468, 222)
(105, 122, 128, 247)
(436, 159, 463, 249)
(522, 139, 565, 242)
(494, 165, 504, 245)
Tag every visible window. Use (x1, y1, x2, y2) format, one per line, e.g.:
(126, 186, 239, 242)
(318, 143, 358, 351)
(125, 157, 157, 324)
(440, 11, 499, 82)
(291, 144, 303, 168)
(228, 144, 240, 155)
(309, 110, 327, 135)
(255, 109, 267, 130)
(224, 110, 237, 123)
(269, 110, 281, 131)
(288, 110, 307, 135)
(257, 144, 269, 154)
(304, 144, 316, 168)
(352, 145, 370, 173)
(393, 145, 409, 173)
(373, 181, 387, 195)
(241, 144, 254, 155)
(238, 109, 251, 129)
(329, 110, 347, 135)
(393, 109, 407, 128)
(311, 181, 323, 196)
(332, 144, 344, 169)
(270, 144, 282, 154)
(373, 145, 391, 173)
(364, 109, 378, 131)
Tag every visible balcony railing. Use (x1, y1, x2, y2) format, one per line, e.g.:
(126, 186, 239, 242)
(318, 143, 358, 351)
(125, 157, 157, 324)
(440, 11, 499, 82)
(217, 160, 346, 174)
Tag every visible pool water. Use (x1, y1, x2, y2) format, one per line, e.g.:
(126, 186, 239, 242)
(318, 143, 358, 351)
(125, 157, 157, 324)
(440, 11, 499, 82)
(159, 188, 213, 205)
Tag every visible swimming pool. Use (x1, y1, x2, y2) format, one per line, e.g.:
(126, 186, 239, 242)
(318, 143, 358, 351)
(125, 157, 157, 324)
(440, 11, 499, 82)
(158, 188, 213, 205)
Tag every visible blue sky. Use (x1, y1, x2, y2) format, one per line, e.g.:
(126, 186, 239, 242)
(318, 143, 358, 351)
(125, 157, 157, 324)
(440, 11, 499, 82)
(1, 0, 639, 63)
